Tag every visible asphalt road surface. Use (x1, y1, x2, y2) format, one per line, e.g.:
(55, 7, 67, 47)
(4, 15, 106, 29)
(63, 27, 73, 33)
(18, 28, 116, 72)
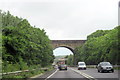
(46, 67, 88, 80)
(71, 67, 119, 79)
(33, 67, 119, 80)
(49, 68, 85, 78)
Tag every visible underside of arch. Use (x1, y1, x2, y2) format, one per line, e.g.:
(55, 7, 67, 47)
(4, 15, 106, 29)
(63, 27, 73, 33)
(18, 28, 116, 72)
(53, 46, 74, 54)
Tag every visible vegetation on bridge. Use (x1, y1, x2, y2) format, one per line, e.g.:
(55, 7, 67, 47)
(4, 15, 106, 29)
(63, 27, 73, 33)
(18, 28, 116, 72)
(1, 10, 54, 73)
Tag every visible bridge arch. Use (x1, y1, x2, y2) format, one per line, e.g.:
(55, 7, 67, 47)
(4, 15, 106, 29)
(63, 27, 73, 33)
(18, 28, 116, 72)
(51, 40, 86, 53)
(51, 40, 86, 65)
(53, 46, 74, 54)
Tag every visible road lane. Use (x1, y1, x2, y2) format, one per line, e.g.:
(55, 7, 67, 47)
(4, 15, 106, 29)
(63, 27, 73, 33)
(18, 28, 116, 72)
(49, 67, 86, 78)
(31, 67, 119, 80)
(70, 67, 119, 79)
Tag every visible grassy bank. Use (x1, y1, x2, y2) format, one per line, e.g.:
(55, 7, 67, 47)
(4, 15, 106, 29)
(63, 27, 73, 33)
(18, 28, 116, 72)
(2, 66, 54, 79)
(113, 67, 120, 70)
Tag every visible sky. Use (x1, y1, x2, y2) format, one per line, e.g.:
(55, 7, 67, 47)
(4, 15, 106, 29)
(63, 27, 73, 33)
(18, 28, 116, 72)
(53, 47, 73, 56)
(0, 0, 119, 56)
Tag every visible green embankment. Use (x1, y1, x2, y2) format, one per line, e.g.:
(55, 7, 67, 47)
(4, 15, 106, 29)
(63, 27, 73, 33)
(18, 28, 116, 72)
(1, 10, 54, 78)
(67, 26, 120, 65)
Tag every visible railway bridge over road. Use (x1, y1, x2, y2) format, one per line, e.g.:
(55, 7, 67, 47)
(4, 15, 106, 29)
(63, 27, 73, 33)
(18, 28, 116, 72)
(51, 40, 86, 65)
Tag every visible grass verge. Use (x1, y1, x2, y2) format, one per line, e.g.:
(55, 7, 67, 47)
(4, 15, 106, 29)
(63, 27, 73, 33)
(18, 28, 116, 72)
(2, 66, 54, 79)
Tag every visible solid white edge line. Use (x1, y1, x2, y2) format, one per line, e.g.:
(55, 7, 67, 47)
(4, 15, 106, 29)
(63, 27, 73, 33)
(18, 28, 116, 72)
(69, 67, 97, 80)
(45, 69, 58, 80)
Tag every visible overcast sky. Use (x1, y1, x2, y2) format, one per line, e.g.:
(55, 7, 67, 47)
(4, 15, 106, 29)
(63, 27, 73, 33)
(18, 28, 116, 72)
(0, 0, 119, 40)
(0, 0, 119, 56)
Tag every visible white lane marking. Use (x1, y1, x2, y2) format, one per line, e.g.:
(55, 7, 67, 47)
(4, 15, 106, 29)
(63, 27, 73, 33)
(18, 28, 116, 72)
(45, 69, 58, 80)
(69, 67, 97, 80)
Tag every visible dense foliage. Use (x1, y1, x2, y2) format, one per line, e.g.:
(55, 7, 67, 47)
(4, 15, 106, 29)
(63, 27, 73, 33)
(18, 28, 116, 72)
(66, 54, 74, 66)
(1, 11, 54, 72)
(74, 26, 119, 65)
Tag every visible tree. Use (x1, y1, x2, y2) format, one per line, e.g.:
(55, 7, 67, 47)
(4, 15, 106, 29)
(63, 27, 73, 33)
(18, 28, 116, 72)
(74, 26, 120, 65)
(2, 10, 54, 72)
